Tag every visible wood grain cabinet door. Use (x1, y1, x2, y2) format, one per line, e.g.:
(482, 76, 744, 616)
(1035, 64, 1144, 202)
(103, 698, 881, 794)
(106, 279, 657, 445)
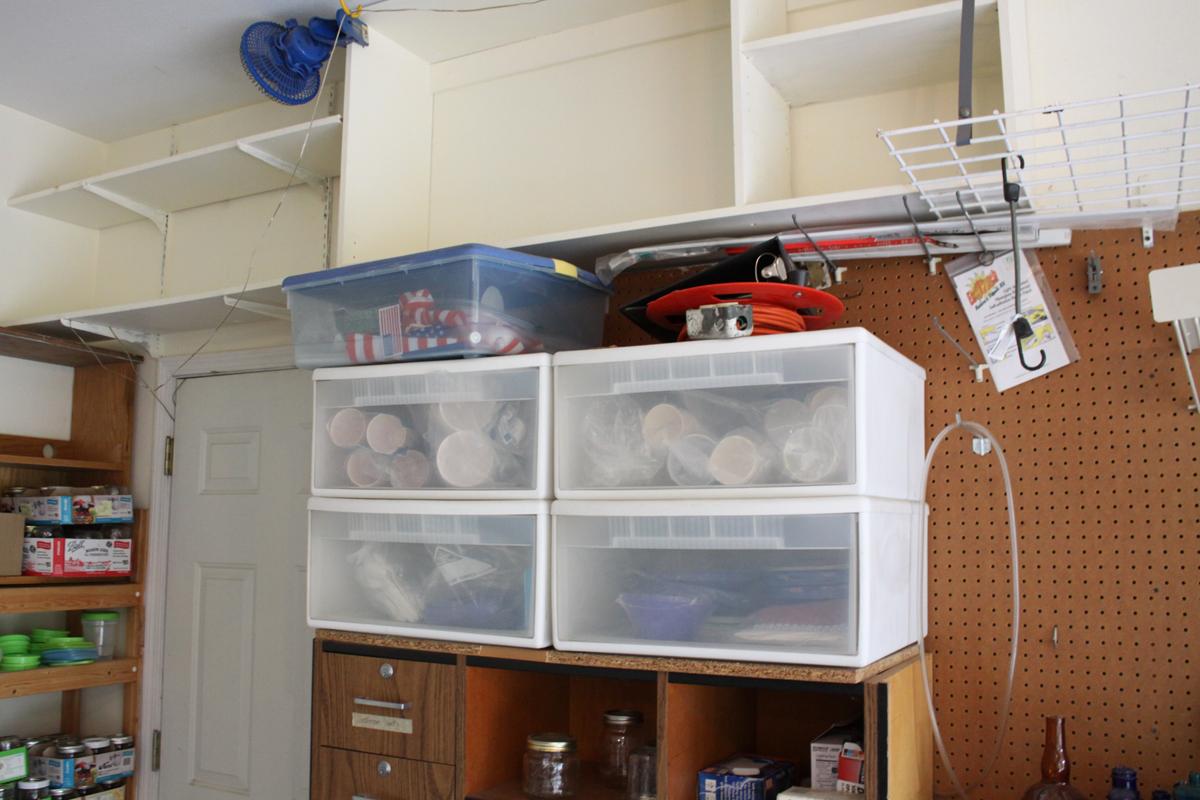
(314, 747, 455, 800)
(315, 651, 458, 763)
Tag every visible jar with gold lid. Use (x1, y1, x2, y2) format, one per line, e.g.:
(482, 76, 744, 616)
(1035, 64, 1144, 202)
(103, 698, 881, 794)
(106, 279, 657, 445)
(523, 733, 579, 799)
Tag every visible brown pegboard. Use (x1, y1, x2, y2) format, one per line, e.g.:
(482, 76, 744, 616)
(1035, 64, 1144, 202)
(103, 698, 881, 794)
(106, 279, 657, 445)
(601, 214, 1200, 799)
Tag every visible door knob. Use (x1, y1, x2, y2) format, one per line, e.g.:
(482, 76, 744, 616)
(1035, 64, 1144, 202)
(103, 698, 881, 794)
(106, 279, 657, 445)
(379, 663, 395, 679)
(378, 760, 392, 777)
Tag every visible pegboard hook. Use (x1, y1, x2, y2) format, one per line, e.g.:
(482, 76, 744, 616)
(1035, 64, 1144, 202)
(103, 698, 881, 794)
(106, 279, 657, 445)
(933, 316, 989, 382)
(1003, 155, 1048, 373)
(902, 196, 941, 275)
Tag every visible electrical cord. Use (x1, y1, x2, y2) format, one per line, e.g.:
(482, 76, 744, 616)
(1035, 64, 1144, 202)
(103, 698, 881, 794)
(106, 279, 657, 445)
(916, 417, 1021, 800)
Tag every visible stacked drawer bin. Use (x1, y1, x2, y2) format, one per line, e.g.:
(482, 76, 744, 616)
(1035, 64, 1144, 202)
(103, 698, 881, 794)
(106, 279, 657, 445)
(550, 328, 927, 667)
(307, 353, 553, 648)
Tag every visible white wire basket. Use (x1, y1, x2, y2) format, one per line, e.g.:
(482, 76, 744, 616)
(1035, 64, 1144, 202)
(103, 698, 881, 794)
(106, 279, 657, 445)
(878, 82, 1200, 229)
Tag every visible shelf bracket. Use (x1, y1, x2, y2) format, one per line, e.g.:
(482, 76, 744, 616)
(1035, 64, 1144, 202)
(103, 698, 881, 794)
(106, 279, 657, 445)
(222, 295, 291, 322)
(80, 183, 167, 234)
(60, 318, 154, 349)
(236, 141, 326, 190)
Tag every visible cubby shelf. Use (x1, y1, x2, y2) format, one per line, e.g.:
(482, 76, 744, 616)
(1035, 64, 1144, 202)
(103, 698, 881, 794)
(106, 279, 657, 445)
(742, 0, 1001, 106)
(8, 115, 342, 230)
(0, 581, 141, 612)
(0, 658, 140, 700)
(0, 454, 126, 472)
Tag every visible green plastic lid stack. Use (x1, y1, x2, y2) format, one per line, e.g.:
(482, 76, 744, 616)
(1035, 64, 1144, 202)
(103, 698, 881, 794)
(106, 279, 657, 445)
(81, 611, 120, 622)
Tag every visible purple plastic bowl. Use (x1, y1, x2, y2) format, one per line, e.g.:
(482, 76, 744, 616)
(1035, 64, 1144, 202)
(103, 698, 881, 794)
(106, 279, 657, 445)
(617, 592, 714, 642)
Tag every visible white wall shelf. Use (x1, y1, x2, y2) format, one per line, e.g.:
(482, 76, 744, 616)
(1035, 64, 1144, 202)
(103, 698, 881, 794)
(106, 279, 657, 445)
(742, 0, 1000, 106)
(10, 280, 289, 346)
(8, 115, 342, 230)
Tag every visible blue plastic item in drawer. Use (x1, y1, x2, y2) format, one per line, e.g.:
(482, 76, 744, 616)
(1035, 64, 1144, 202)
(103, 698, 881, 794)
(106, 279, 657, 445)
(282, 244, 611, 368)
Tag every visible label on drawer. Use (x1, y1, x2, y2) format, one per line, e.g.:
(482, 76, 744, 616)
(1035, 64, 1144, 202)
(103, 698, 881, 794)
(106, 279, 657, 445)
(352, 712, 413, 734)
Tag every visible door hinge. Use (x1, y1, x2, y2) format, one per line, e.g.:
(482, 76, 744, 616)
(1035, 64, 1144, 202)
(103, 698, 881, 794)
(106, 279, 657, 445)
(163, 436, 174, 477)
(152, 729, 161, 771)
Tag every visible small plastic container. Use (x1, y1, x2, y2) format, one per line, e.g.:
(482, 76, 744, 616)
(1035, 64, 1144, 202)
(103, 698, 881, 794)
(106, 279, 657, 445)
(282, 244, 610, 368)
(80, 613, 120, 661)
(523, 733, 579, 799)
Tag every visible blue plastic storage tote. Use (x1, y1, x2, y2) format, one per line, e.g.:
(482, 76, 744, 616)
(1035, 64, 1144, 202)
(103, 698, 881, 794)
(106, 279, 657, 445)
(282, 244, 610, 368)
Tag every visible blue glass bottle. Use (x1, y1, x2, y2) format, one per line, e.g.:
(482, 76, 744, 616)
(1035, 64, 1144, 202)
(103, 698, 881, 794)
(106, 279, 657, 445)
(1109, 767, 1141, 800)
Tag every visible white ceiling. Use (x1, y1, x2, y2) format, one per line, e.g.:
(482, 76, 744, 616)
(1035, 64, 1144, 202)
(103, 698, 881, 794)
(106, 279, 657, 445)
(363, 0, 678, 63)
(0, 0, 676, 143)
(0, 1, 336, 142)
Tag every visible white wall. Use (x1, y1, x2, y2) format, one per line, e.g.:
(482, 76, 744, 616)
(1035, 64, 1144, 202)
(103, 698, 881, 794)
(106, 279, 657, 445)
(1019, 0, 1200, 107)
(0, 104, 105, 321)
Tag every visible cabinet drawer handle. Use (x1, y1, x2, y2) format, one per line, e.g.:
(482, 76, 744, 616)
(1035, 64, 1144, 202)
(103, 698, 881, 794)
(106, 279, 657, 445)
(378, 760, 393, 776)
(379, 663, 395, 679)
(354, 697, 412, 712)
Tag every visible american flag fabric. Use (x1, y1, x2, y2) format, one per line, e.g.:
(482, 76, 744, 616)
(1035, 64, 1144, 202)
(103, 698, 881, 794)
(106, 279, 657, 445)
(346, 288, 544, 362)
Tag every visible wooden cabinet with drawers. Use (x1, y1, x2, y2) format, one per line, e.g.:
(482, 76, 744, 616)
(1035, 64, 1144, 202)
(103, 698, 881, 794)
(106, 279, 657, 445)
(310, 633, 932, 800)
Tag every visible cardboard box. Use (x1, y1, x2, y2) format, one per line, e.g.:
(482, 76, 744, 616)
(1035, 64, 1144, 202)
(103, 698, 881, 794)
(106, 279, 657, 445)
(23, 536, 133, 577)
(0, 514, 25, 577)
(95, 746, 135, 780)
(835, 743, 865, 794)
(3, 494, 133, 525)
(698, 755, 794, 800)
(810, 722, 862, 792)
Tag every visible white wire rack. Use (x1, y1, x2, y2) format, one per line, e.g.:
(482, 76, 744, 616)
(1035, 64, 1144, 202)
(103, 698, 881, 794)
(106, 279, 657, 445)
(879, 82, 1200, 228)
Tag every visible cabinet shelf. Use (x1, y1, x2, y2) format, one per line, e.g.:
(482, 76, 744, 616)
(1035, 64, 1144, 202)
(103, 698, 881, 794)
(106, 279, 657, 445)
(0, 658, 139, 700)
(9, 115, 342, 230)
(0, 454, 126, 471)
(742, 0, 1001, 106)
(0, 581, 141, 613)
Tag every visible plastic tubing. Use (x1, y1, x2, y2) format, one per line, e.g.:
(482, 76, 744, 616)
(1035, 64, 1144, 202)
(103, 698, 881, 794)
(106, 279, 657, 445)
(915, 417, 1021, 800)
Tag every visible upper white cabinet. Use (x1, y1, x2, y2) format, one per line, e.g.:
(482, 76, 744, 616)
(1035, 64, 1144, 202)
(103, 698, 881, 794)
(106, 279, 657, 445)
(335, 0, 1015, 267)
(732, 0, 1003, 205)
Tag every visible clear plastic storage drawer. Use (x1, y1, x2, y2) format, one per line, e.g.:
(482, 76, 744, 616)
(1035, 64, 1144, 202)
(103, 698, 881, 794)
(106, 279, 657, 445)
(553, 329, 924, 500)
(308, 498, 550, 648)
(312, 354, 550, 499)
(551, 498, 923, 667)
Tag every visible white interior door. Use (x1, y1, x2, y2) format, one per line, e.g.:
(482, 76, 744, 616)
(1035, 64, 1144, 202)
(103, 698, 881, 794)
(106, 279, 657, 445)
(160, 369, 313, 799)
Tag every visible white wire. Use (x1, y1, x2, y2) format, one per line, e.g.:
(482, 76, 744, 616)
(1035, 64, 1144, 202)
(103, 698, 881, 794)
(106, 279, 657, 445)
(360, 0, 549, 12)
(158, 14, 347, 387)
(916, 418, 1021, 800)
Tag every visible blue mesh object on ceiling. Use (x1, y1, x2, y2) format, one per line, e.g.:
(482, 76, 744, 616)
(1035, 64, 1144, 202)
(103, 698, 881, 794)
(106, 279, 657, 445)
(240, 9, 367, 105)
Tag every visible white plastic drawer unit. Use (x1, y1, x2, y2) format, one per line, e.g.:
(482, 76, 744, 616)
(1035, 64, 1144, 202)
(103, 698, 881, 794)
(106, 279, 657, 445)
(553, 328, 924, 499)
(308, 498, 550, 648)
(312, 353, 551, 499)
(551, 498, 925, 667)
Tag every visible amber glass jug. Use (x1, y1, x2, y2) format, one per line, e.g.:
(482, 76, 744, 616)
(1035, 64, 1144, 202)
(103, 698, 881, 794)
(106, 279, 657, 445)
(1021, 716, 1087, 800)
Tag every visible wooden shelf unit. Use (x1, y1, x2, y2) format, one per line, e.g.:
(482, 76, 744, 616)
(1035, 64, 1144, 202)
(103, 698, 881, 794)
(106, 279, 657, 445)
(311, 631, 931, 800)
(0, 330, 144, 796)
